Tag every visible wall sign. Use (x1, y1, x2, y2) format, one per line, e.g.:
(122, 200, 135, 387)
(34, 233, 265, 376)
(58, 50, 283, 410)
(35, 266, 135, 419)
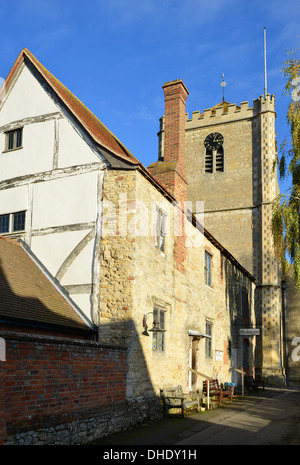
(215, 350, 223, 361)
(239, 328, 260, 336)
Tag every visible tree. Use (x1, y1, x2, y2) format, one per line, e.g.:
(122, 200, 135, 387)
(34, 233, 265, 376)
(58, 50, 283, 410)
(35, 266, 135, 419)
(272, 47, 300, 287)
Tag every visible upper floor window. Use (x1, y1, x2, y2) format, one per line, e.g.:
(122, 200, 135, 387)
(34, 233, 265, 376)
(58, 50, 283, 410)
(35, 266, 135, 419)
(0, 211, 26, 234)
(204, 251, 212, 287)
(155, 207, 167, 254)
(5, 128, 23, 151)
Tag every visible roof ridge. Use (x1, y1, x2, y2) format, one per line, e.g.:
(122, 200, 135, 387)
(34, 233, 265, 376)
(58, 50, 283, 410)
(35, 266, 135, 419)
(10, 48, 140, 164)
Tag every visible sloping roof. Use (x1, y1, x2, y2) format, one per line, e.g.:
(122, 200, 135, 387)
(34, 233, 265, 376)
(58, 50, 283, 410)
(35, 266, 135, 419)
(0, 48, 141, 166)
(0, 236, 95, 333)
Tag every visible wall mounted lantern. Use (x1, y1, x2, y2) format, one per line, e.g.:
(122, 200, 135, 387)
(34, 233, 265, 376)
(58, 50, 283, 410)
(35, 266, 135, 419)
(142, 312, 166, 336)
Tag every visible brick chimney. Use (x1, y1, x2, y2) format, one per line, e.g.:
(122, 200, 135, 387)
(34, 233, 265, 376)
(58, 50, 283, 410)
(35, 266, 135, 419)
(148, 79, 189, 204)
(148, 80, 189, 275)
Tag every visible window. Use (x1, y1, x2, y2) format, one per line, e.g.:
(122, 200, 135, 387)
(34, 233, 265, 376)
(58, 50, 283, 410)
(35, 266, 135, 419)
(0, 214, 10, 233)
(155, 208, 166, 253)
(205, 320, 213, 358)
(215, 146, 224, 172)
(0, 211, 26, 233)
(5, 128, 23, 151)
(205, 149, 213, 173)
(204, 251, 212, 287)
(152, 308, 165, 352)
(204, 142, 224, 173)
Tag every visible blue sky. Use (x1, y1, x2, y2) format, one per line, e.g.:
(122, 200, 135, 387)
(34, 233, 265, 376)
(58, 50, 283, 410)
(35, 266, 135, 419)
(1, 0, 299, 195)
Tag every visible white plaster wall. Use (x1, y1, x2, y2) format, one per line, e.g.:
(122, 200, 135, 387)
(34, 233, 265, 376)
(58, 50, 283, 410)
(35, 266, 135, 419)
(58, 118, 100, 168)
(32, 171, 98, 229)
(61, 239, 95, 285)
(0, 185, 28, 215)
(70, 294, 93, 320)
(31, 229, 92, 277)
(0, 120, 55, 181)
(0, 64, 58, 125)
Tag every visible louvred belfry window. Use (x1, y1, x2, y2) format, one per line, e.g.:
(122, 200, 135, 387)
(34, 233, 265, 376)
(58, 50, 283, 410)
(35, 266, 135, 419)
(205, 150, 213, 173)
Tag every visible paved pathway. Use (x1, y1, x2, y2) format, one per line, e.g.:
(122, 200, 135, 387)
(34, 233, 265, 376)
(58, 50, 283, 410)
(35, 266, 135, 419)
(92, 385, 300, 446)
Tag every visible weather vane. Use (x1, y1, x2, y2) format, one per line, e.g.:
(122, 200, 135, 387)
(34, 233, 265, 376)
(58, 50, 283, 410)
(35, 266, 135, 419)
(221, 73, 226, 102)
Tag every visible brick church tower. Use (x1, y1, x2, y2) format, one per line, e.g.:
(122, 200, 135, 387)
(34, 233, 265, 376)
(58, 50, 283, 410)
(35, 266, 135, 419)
(149, 84, 285, 384)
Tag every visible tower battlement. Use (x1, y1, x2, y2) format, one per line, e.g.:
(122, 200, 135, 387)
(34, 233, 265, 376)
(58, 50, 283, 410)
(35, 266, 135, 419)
(184, 94, 275, 129)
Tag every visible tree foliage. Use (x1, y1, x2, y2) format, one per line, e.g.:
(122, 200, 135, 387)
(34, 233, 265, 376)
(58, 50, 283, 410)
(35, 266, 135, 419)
(272, 47, 300, 287)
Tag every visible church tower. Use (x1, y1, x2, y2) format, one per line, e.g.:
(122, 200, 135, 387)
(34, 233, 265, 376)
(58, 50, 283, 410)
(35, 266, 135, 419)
(150, 87, 285, 384)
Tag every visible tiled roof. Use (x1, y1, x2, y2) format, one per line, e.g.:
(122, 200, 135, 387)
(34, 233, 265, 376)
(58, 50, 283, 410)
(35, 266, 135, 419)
(1, 48, 141, 166)
(0, 236, 94, 332)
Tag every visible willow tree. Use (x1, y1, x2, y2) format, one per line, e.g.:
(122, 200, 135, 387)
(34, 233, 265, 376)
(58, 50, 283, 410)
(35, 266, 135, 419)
(272, 47, 300, 287)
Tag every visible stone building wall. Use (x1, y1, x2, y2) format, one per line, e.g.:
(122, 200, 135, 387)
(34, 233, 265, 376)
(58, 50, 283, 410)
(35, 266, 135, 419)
(99, 168, 256, 398)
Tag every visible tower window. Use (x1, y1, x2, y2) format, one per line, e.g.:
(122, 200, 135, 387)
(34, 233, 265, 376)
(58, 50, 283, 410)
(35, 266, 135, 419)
(204, 132, 224, 173)
(205, 150, 213, 173)
(216, 146, 224, 172)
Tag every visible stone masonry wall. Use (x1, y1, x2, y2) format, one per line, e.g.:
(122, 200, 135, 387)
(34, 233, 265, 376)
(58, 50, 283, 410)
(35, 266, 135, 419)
(99, 170, 137, 347)
(128, 170, 256, 394)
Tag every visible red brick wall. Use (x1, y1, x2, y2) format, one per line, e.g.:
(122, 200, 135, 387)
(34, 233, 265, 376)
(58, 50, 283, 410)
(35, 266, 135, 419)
(0, 331, 127, 444)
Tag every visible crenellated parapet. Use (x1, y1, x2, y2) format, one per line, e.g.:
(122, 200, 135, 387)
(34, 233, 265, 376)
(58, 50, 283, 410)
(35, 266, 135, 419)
(184, 94, 275, 129)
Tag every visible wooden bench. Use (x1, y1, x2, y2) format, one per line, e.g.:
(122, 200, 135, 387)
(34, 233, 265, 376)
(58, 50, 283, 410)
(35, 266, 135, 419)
(202, 379, 233, 406)
(160, 386, 200, 418)
(245, 376, 265, 392)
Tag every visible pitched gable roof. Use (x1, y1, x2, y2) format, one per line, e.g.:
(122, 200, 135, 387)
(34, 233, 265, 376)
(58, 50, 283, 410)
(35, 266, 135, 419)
(0, 236, 96, 333)
(1, 48, 141, 166)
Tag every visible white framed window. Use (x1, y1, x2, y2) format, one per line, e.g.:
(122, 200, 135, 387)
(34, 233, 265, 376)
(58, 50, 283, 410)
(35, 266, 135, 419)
(0, 211, 26, 234)
(204, 251, 212, 287)
(155, 207, 167, 253)
(5, 128, 23, 151)
(152, 307, 165, 352)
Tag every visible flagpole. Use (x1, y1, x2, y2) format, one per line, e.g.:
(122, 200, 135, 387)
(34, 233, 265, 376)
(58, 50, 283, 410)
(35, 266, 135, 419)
(264, 27, 267, 99)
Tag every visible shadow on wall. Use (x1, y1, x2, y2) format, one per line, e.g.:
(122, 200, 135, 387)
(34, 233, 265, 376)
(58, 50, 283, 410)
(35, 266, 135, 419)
(223, 257, 255, 379)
